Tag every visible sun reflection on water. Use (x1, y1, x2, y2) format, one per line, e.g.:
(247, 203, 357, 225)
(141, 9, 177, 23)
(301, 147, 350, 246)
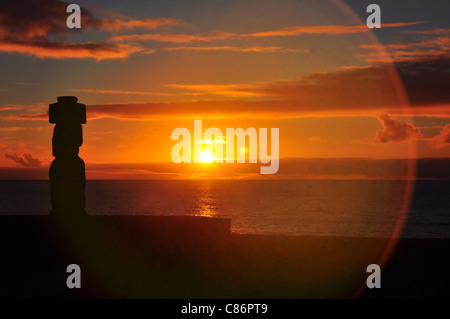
(194, 182, 218, 218)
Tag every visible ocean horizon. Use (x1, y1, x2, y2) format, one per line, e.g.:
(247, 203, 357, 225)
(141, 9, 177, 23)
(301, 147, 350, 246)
(1, 179, 448, 238)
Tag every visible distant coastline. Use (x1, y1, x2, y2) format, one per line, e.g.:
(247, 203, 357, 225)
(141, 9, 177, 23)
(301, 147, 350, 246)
(1, 157, 450, 180)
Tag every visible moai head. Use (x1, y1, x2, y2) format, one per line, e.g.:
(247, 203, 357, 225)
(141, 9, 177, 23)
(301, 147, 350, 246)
(49, 96, 86, 125)
(49, 96, 86, 158)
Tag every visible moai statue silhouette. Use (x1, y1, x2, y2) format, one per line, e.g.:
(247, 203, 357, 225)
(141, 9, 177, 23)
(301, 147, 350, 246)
(49, 96, 86, 215)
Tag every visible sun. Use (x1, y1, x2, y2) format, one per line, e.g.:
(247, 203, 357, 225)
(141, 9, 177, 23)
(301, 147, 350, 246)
(200, 151, 214, 163)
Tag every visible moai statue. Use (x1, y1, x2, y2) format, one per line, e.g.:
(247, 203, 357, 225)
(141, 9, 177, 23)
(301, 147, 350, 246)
(49, 96, 86, 215)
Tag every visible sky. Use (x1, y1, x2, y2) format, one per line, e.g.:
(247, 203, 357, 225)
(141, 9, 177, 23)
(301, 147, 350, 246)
(0, 0, 449, 178)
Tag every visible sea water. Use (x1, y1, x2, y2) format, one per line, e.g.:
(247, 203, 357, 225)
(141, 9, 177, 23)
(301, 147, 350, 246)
(0, 180, 448, 238)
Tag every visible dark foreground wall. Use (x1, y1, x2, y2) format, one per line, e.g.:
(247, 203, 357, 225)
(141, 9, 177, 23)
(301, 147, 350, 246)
(0, 216, 448, 298)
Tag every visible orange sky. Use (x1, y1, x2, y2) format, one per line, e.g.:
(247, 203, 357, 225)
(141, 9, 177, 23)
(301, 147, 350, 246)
(0, 0, 449, 178)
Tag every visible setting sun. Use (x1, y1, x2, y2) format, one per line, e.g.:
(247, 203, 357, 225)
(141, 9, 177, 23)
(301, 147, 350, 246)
(200, 151, 214, 163)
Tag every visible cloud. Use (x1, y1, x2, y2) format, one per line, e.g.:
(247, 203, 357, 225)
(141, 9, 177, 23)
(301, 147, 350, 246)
(112, 22, 423, 44)
(163, 46, 306, 53)
(0, 106, 21, 111)
(0, 1, 424, 61)
(70, 89, 172, 96)
(374, 114, 422, 143)
(170, 56, 450, 109)
(3, 55, 449, 121)
(169, 66, 403, 102)
(4, 113, 48, 121)
(109, 32, 232, 44)
(172, 54, 450, 108)
(0, 41, 142, 60)
(360, 27, 450, 63)
(246, 22, 424, 37)
(4, 153, 43, 168)
(168, 83, 270, 98)
(0, 0, 183, 60)
(85, 101, 284, 119)
(360, 36, 450, 63)
(403, 28, 450, 35)
(99, 17, 185, 32)
(0, 103, 45, 111)
(430, 124, 450, 149)
(139, 49, 157, 55)
(396, 54, 450, 106)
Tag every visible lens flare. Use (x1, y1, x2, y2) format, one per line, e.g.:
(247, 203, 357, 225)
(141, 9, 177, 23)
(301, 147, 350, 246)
(200, 151, 215, 163)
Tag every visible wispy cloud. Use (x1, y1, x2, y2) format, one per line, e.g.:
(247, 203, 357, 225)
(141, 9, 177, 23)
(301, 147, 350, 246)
(3, 113, 47, 121)
(168, 83, 267, 98)
(245, 22, 425, 37)
(0, 41, 142, 60)
(163, 46, 307, 53)
(0, 103, 47, 112)
(12, 82, 42, 86)
(402, 28, 450, 35)
(112, 22, 424, 44)
(0, 106, 22, 111)
(99, 17, 185, 32)
(360, 38, 450, 63)
(109, 32, 232, 44)
(360, 27, 450, 63)
(4, 152, 42, 168)
(70, 89, 172, 97)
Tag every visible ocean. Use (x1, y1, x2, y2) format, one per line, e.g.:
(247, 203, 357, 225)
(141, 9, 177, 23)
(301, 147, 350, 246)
(0, 180, 449, 238)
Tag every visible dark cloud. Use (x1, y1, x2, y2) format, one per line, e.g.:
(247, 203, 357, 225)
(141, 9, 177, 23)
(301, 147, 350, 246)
(266, 53, 450, 109)
(374, 114, 422, 143)
(0, 0, 88, 38)
(169, 55, 450, 112)
(0, 0, 182, 59)
(5, 152, 43, 168)
(395, 54, 450, 106)
(86, 100, 291, 119)
(0, 0, 111, 58)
